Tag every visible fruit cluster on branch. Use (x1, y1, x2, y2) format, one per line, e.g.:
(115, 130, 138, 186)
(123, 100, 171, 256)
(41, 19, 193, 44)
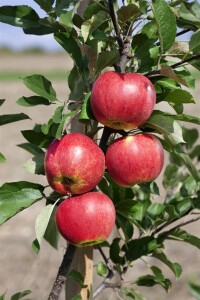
(45, 70, 164, 247)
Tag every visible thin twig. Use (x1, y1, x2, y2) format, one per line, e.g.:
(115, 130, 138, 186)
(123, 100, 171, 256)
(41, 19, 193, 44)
(93, 270, 117, 299)
(93, 247, 117, 298)
(146, 53, 200, 77)
(152, 208, 193, 236)
(176, 29, 191, 37)
(48, 244, 77, 300)
(108, 0, 124, 51)
(158, 216, 200, 239)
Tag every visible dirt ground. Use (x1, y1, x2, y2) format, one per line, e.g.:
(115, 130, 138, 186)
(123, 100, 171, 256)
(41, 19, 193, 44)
(0, 53, 200, 300)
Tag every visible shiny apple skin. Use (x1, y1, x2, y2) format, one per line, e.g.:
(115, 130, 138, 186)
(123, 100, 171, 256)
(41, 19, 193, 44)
(56, 192, 116, 246)
(91, 71, 156, 130)
(105, 133, 164, 187)
(44, 133, 105, 195)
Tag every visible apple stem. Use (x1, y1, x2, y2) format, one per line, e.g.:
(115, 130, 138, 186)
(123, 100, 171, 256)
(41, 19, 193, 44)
(99, 127, 126, 153)
(48, 244, 77, 300)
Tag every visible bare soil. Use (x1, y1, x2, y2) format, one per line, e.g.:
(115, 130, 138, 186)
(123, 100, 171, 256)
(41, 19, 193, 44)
(0, 54, 200, 300)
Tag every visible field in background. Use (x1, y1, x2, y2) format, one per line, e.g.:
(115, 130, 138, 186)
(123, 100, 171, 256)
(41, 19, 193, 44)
(0, 53, 200, 300)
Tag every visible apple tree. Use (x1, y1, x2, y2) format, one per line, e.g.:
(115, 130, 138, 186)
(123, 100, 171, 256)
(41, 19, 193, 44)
(0, 0, 200, 299)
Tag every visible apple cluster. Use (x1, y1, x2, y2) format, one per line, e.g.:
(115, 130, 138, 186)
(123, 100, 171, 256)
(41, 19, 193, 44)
(45, 132, 115, 246)
(44, 71, 164, 247)
(90, 71, 164, 187)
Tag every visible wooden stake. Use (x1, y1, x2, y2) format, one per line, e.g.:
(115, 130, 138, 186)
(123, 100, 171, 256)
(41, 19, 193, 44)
(65, 246, 93, 299)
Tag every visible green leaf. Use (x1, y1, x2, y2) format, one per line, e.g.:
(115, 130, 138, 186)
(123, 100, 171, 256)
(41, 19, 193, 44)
(10, 290, 32, 300)
(121, 288, 147, 300)
(71, 296, 82, 300)
(190, 29, 200, 53)
(135, 267, 171, 291)
(67, 270, 86, 288)
(96, 261, 108, 277)
(21, 129, 53, 148)
(0, 181, 44, 224)
(24, 153, 45, 175)
(170, 113, 200, 125)
(54, 33, 82, 68)
(144, 111, 185, 145)
(160, 89, 195, 105)
(132, 34, 159, 73)
(153, 250, 182, 278)
(110, 238, 124, 264)
(23, 23, 56, 35)
(44, 207, 58, 249)
(81, 11, 109, 42)
(160, 65, 195, 88)
(116, 214, 134, 242)
(96, 48, 119, 74)
(147, 203, 165, 220)
(42, 109, 77, 140)
(179, 2, 200, 28)
(152, 0, 176, 52)
(22, 75, 57, 102)
(135, 274, 170, 291)
(81, 20, 91, 42)
(173, 149, 200, 182)
(59, 9, 74, 29)
(116, 200, 147, 222)
(97, 176, 113, 199)
(79, 92, 95, 123)
(125, 237, 161, 261)
(32, 203, 57, 253)
(140, 181, 160, 195)
(17, 143, 44, 156)
(117, 3, 141, 23)
(0, 113, 29, 126)
(0, 5, 40, 28)
(33, 0, 54, 12)
(0, 99, 5, 107)
(141, 21, 158, 39)
(163, 164, 180, 189)
(16, 96, 51, 107)
(0, 153, 6, 163)
(167, 229, 200, 249)
(188, 281, 200, 300)
(179, 175, 198, 197)
(183, 127, 199, 149)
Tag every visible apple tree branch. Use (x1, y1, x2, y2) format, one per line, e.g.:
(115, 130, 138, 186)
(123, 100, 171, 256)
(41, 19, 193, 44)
(48, 244, 77, 300)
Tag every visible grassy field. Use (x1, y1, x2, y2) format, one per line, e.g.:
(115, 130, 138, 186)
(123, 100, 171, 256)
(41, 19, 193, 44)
(0, 70, 68, 81)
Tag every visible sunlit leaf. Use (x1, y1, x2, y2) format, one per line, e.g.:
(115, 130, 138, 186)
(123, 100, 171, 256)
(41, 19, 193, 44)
(22, 75, 57, 102)
(0, 113, 29, 126)
(0, 181, 44, 224)
(152, 0, 176, 52)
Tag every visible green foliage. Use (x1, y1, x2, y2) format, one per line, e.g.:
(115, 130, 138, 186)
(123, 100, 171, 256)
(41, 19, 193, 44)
(0, 290, 32, 300)
(0, 113, 29, 126)
(0, 181, 45, 224)
(1, 0, 200, 298)
(0, 152, 6, 163)
(188, 281, 200, 300)
(32, 203, 58, 253)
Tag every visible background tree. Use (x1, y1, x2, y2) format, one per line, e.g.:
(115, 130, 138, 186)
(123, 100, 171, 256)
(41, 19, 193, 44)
(0, 0, 200, 299)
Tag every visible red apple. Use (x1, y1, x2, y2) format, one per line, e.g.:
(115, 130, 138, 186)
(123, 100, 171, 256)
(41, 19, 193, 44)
(105, 133, 164, 187)
(56, 192, 116, 246)
(91, 71, 156, 130)
(44, 133, 105, 195)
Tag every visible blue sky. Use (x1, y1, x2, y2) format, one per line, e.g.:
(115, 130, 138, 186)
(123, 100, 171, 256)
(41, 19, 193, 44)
(0, 0, 62, 51)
